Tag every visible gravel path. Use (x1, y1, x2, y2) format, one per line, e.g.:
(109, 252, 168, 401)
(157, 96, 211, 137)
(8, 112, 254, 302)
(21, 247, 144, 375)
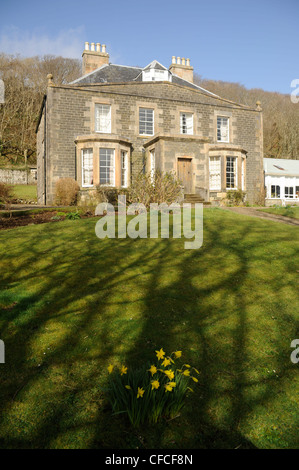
(220, 206, 299, 227)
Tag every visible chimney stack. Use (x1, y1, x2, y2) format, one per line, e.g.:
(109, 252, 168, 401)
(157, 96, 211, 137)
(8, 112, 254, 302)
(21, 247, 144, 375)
(82, 42, 110, 75)
(169, 56, 194, 83)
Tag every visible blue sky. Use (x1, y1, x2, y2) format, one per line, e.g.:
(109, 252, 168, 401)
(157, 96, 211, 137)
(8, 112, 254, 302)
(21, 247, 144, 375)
(0, 0, 297, 94)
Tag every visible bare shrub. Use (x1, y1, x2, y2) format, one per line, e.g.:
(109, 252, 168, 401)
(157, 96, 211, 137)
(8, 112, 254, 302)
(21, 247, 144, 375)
(0, 182, 13, 204)
(129, 171, 183, 209)
(55, 178, 80, 206)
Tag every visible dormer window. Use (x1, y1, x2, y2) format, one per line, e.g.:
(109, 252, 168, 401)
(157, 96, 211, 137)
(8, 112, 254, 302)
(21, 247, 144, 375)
(142, 62, 172, 82)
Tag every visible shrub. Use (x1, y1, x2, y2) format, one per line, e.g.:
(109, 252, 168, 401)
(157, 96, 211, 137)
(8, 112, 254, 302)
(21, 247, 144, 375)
(55, 178, 80, 206)
(129, 171, 183, 209)
(226, 189, 246, 206)
(96, 186, 130, 206)
(0, 182, 13, 204)
(106, 348, 198, 427)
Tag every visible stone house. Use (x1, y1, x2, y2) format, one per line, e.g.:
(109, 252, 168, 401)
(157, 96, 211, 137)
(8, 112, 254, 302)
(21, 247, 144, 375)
(36, 42, 264, 205)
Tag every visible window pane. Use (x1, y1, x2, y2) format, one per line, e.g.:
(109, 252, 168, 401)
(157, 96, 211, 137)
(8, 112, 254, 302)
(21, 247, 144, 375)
(121, 151, 127, 187)
(139, 108, 154, 135)
(217, 117, 229, 142)
(180, 113, 193, 135)
(95, 104, 111, 133)
(226, 157, 236, 188)
(99, 148, 114, 185)
(209, 156, 221, 190)
(82, 148, 93, 186)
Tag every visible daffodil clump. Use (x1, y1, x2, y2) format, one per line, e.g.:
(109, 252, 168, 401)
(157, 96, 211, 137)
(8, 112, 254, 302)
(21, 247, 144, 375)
(106, 349, 199, 426)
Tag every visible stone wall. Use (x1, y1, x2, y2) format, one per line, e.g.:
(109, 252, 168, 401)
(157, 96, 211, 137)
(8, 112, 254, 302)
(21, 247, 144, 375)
(0, 168, 37, 185)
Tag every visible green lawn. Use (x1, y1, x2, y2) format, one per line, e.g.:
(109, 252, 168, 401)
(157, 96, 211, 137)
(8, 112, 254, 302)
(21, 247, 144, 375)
(259, 206, 299, 220)
(12, 184, 37, 202)
(0, 208, 298, 449)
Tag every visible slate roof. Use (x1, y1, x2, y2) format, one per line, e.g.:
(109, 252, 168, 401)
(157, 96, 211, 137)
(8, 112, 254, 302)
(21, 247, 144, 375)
(264, 158, 299, 177)
(70, 61, 219, 97)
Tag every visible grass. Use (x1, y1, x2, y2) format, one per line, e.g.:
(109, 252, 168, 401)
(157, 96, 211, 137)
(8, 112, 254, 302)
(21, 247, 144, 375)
(12, 185, 37, 202)
(259, 206, 299, 220)
(0, 208, 298, 449)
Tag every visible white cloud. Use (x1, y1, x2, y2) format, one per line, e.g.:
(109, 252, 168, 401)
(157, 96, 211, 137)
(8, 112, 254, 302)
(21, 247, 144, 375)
(0, 25, 86, 58)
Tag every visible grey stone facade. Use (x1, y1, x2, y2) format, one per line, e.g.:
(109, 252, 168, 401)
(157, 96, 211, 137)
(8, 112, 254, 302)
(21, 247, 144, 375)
(36, 59, 264, 205)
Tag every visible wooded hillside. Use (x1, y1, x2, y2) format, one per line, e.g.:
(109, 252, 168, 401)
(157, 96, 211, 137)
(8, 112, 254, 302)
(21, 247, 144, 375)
(195, 73, 299, 159)
(0, 54, 298, 166)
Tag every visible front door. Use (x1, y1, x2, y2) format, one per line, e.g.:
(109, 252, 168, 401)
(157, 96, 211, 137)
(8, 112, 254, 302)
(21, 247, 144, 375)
(177, 158, 192, 193)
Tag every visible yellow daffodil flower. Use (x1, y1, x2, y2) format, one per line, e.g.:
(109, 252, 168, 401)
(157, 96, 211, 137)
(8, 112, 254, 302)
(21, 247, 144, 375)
(193, 368, 199, 374)
(182, 369, 190, 376)
(107, 364, 114, 374)
(162, 357, 171, 367)
(168, 381, 176, 388)
(137, 387, 145, 398)
(120, 365, 128, 375)
(191, 376, 198, 382)
(174, 351, 182, 358)
(125, 385, 132, 390)
(148, 365, 157, 376)
(155, 348, 165, 361)
(151, 380, 160, 390)
(164, 383, 174, 392)
(164, 369, 175, 380)
(184, 364, 191, 368)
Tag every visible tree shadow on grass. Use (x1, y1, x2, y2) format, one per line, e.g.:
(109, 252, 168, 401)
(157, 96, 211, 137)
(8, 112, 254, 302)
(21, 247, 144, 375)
(0, 210, 298, 448)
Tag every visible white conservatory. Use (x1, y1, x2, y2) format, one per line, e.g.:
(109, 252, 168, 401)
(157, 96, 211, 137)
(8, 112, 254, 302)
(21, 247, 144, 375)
(264, 158, 299, 206)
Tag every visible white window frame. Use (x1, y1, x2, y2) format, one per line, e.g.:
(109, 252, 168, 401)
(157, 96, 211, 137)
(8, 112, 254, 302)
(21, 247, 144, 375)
(226, 156, 237, 189)
(95, 104, 111, 133)
(139, 108, 154, 136)
(150, 149, 155, 183)
(270, 185, 280, 199)
(99, 148, 115, 186)
(180, 112, 193, 135)
(284, 186, 294, 198)
(217, 116, 229, 142)
(209, 156, 221, 191)
(82, 148, 93, 187)
(121, 151, 128, 188)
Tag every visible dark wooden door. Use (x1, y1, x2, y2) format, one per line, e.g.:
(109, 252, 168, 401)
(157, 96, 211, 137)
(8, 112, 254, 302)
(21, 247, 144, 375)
(177, 158, 192, 193)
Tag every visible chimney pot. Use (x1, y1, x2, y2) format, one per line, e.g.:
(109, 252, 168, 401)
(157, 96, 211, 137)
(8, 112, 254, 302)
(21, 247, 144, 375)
(182, 57, 185, 66)
(82, 41, 110, 75)
(172, 56, 176, 64)
(177, 57, 181, 65)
